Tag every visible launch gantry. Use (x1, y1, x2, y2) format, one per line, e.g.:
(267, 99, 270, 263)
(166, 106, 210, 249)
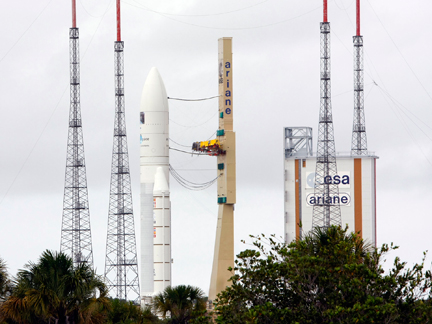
(192, 139, 226, 156)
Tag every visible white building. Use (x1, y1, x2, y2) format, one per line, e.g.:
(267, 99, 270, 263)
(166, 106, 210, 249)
(283, 127, 378, 246)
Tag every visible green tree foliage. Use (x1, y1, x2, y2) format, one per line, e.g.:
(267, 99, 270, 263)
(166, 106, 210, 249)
(0, 250, 110, 324)
(107, 298, 159, 324)
(152, 285, 211, 324)
(0, 257, 12, 303)
(215, 226, 432, 324)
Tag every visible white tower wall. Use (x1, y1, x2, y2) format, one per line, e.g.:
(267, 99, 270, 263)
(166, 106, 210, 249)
(283, 127, 377, 246)
(284, 155, 377, 246)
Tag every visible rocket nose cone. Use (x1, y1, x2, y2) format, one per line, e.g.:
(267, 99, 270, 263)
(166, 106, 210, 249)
(141, 67, 168, 112)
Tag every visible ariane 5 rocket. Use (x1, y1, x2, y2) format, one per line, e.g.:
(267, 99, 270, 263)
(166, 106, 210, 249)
(139, 67, 171, 304)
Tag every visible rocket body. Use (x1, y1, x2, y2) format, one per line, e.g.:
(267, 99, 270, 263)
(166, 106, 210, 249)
(140, 68, 170, 303)
(153, 167, 171, 294)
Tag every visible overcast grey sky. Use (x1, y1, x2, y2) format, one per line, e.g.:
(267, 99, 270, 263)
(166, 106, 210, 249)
(0, 0, 431, 295)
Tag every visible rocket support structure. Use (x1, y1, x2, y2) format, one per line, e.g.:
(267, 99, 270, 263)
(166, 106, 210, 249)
(209, 38, 236, 301)
(139, 68, 171, 304)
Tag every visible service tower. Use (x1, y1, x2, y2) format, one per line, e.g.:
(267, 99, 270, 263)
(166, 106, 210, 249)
(283, 0, 377, 246)
(208, 37, 236, 301)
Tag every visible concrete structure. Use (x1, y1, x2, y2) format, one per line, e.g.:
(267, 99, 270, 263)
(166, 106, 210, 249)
(139, 68, 170, 305)
(208, 38, 236, 301)
(283, 127, 377, 245)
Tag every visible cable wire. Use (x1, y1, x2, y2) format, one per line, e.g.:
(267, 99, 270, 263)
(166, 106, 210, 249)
(123, 1, 321, 30)
(169, 165, 218, 191)
(0, 1, 112, 205)
(170, 111, 217, 128)
(374, 84, 432, 167)
(169, 138, 191, 148)
(79, 0, 109, 18)
(374, 84, 432, 141)
(82, 0, 114, 59)
(169, 147, 205, 156)
(206, 132, 217, 140)
(0, 0, 53, 64)
(365, 0, 432, 103)
(168, 95, 219, 101)
(0, 86, 68, 205)
(131, 0, 269, 17)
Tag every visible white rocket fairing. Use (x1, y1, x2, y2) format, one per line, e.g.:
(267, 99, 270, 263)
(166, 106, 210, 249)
(140, 67, 171, 304)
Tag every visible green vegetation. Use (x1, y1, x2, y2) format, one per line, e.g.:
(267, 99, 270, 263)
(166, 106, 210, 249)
(215, 226, 432, 323)
(107, 298, 158, 324)
(152, 285, 211, 324)
(0, 251, 211, 324)
(0, 258, 12, 303)
(3, 226, 432, 323)
(0, 250, 109, 324)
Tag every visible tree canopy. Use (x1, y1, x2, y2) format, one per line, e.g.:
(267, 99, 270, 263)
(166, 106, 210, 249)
(0, 257, 12, 303)
(0, 250, 110, 324)
(107, 298, 158, 324)
(152, 285, 211, 324)
(215, 226, 432, 324)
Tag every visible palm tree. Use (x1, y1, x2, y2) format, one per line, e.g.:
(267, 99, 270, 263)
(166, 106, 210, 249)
(107, 298, 159, 324)
(152, 285, 207, 324)
(305, 225, 373, 258)
(0, 250, 110, 324)
(0, 257, 12, 302)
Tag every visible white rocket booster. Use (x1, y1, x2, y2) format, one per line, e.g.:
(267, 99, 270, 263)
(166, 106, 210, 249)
(140, 67, 170, 303)
(153, 167, 171, 294)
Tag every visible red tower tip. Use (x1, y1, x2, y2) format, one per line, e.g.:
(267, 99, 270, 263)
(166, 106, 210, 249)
(72, 0, 76, 28)
(116, 0, 121, 41)
(356, 0, 360, 36)
(323, 0, 328, 22)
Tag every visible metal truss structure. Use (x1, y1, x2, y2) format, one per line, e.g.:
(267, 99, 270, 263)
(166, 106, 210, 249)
(284, 127, 313, 158)
(104, 39, 140, 303)
(351, 0, 367, 155)
(60, 25, 94, 268)
(311, 19, 342, 228)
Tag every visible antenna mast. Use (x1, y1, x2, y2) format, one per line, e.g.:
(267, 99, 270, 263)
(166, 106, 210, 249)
(104, 0, 140, 303)
(60, 0, 94, 268)
(311, 0, 342, 228)
(351, 0, 367, 154)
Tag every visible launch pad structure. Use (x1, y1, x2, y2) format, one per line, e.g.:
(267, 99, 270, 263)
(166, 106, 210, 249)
(191, 38, 235, 301)
(284, 0, 377, 245)
(208, 38, 236, 301)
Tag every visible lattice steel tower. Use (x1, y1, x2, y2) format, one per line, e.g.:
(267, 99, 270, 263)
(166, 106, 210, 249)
(60, 0, 94, 268)
(104, 0, 140, 302)
(351, 0, 367, 155)
(312, 1, 342, 228)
